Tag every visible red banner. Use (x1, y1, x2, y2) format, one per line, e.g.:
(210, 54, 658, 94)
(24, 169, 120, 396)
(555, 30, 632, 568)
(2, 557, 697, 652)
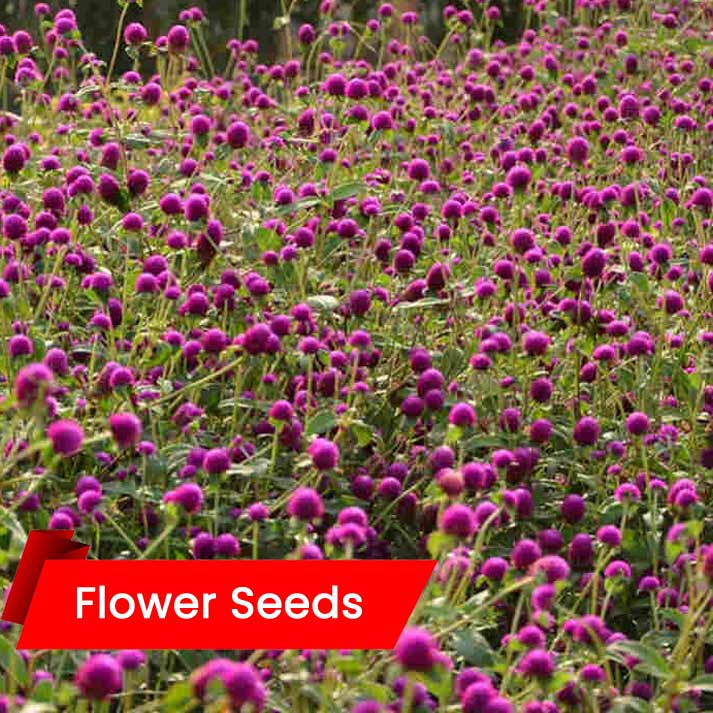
(2, 531, 435, 650)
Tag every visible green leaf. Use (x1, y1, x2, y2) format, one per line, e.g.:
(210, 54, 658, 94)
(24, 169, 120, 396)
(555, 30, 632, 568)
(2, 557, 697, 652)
(659, 608, 685, 629)
(608, 640, 671, 679)
(275, 197, 320, 215)
(0, 633, 29, 687)
(306, 295, 339, 313)
(31, 679, 54, 703)
(334, 656, 363, 675)
(427, 532, 455, 558)
(163, 681, 196, 712)
(452, 629, 495, 667)
(416, 664, 452, 701)
(351, 421, 373, 447)
(394, 297, 450, 311)
(628, 272, 649, 294)
(55, 682, 77, 707)
(609, 696, 654, 713)
(329, 181, 362, 202)
(306, 410, 338, 436)
(0, 508, 27, 551)
(358, 682, 390, 703)
(688, 674, 713, 692)
(254, 226, 282, 253)
(446, 424, 463, 445)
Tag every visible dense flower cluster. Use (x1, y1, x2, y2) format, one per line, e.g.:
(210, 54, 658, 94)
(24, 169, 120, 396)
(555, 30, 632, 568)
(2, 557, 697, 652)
(0, 0, 712, 711)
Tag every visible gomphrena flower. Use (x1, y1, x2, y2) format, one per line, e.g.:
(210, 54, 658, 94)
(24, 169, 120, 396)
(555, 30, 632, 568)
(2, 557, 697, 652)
(625, 411, 650, 436)
(560, 494, 585, 524)
(287, 487, 324, 521)
(203, 447, 231, 475)
(108, 412, 142, 449)
(14, 363, 53, 408)
(75, 654, 122, 700)
(123, 22, 148, 46)
(448, 402, 477, 428)
(47, 419, 84, 457)
(166, 24, 190, 53)
(573, 416, 600, 446)
(116, 650, 146, 671)
(440, 504, 476, 538)
(394, 627, 437, 671)
(518, 649, 555, 679)
(190, 659, 265, 710)
(307, 437, 339, 471)
(164, 483, 204, 514)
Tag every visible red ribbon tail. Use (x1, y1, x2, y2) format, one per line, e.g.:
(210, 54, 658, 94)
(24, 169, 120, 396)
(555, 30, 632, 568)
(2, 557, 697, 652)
(1, 530, 89, 625)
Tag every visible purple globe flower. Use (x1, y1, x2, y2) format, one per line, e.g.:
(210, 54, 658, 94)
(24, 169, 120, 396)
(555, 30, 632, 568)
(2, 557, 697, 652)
(531, 555, 570, 583)
(14, 363, 53, 408)
(109, 412, 142, 449)
(394, 627, 437, 671)
(518, 649, 555, 678)
(214, 533, 240, 557)
(440, 504, 475, 538)
(626, 411, 650, 436)
(227, 121, 250, 149)
(597, 525, 622, 547)
(287, 487, 324, 521)
(566, 136, 589, 163)
(448, 402, 477, 428)
(47, 419, 84, 457)
(308, 438, 339, 471)
(506, 165, 532, 191)
(522, 330, 551, 356)
(203, 447, 231, 475)
(167, 24, 190, 53)
(462, 682, 496, 713)
(512, 539, 542, 570)
(222, 663, 266, 711)
(573, 416, 600, 446)
(123, 22, 148, 46)
(75, 654, 122, 700)
(481, 556, 509, 582)
(116, 650, 146, 671)
(560, 494, 585, 524)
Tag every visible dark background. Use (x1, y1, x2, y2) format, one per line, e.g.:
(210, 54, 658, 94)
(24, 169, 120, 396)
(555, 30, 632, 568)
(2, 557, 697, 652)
(0, 0, 526, 69)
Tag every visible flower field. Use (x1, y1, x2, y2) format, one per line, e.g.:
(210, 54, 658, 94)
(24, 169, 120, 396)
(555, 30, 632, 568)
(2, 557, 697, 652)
(0, 0, 712, 710)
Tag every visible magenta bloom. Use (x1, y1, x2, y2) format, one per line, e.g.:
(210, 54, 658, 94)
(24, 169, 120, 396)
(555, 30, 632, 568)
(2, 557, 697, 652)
(167, 24, 190, 53)
(440, 504, 475, 538)
(626, 411, 650, 436)
(448, 402, 477, 428)
(75, 654, 122, 700)
(190, 659, 265, 710)
(14, 363, 53, 407)
(116, 650, 146, 671)
(573, 416, 600, 446)
(522, 331, 551, 356)
(203, 447, 231, 475)
(227, 121, 250, 149)
(167, 483, 204, 514)
(123, 22, 148, 46)
(287, 487, 324, 521)
(566, 136, 589, 163)
(308, 438, 339, 471)
(47, 419, 84, 457)
(394, 627, 437, 671)
(108, 412, 142, 449)
(518, 649, 554, 678)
